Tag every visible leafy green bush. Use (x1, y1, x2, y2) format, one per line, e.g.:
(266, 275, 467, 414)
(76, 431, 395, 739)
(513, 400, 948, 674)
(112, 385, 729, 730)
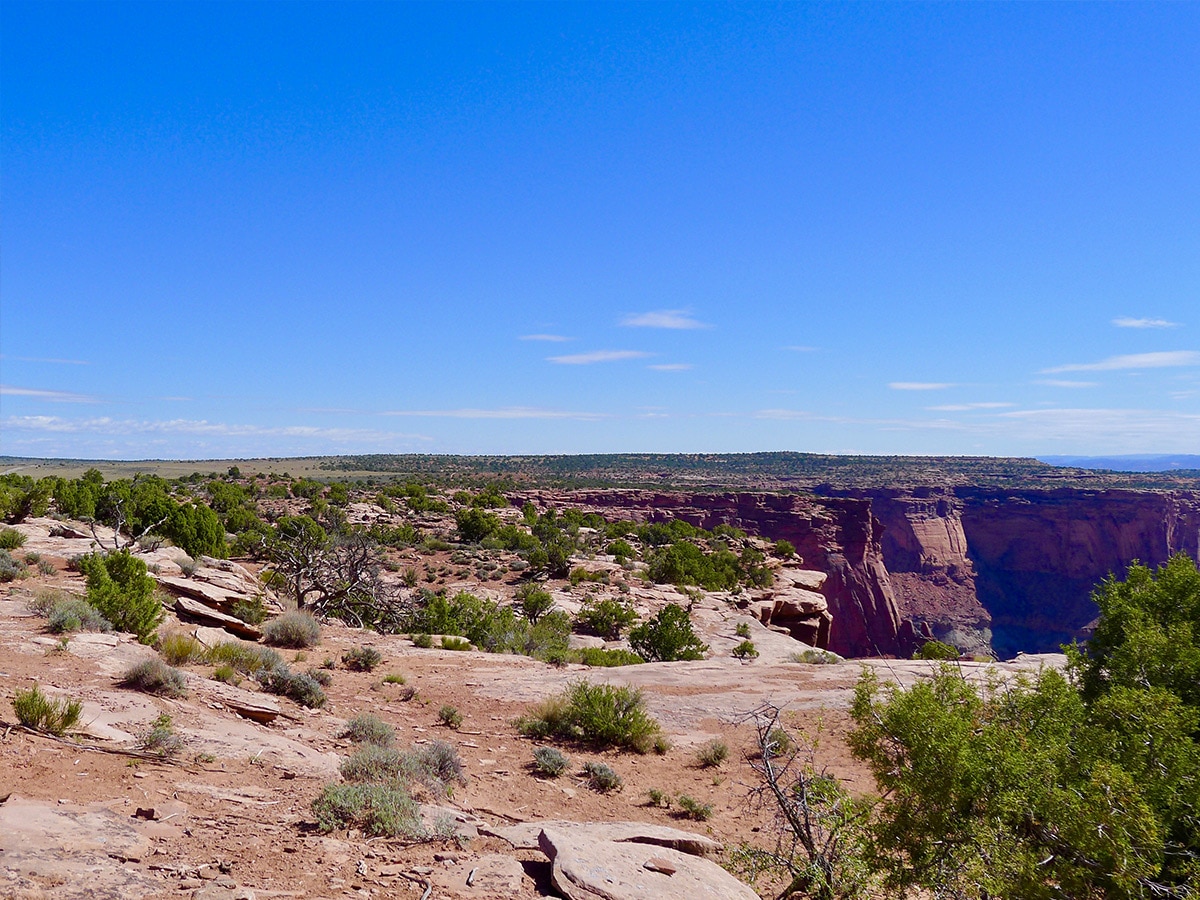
(646, 787, 671, 808)
(515, 584, 555, 623)
(914, 640, 960, 661)
(312, 782, 424, 837)
(211, 664, 241, 685)
(438, 705, 463, 729)
(607, 539, 635, 563)
(628, 604, 708, 662)
(46, 598, 111, 634)
(12, 685, 82, 735)
(340, 745, 407, 782)
(0, 528, 27, 549)
(455, 507, 500, 543)
(733, 640, 759, 659)
(441, 636, 471, 651)
(411, 632, 433, 648)
(229, 597, 267, 625)
(159, 632, 206, 665)
(583, 760, 622, 792)
(121, 658, 187, 697)
(735, 621, 751, 638)
(676, 795, 713, 821)
(532, 745, 570, 777)
(77, 550, 163, 643)
(516, 680, 664, 754)
(576, 647, 645, 667)
(695, 739, 728, 768)
(774, 539, 797, 559)
(262, 611, 321, 648)
(341, 714, 395, 747)
(342, 646, 382, 671)
(574, 597, 638, 640)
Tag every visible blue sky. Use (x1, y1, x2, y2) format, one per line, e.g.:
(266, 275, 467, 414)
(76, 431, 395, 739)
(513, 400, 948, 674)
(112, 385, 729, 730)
(2, 2, 1198, 459)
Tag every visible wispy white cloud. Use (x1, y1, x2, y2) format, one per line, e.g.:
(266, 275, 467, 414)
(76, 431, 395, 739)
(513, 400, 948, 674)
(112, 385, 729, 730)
(0, 355, 90, 365)
(1035, 379, 1099, 388)
(548, 350, 651, 365)
(1112, 317, 1179, 329)
(648, 363, 693, 371)
(0, 385, 98, 403)
(520, 333, 572, 342)
(1, 415, 427, 442)
(382, 406, 608, 420)
(1042, 351, 1200, 373)
(926, 402, 1015, 411)
(620, 309, 710, 330)
(888, 382, 954, 391)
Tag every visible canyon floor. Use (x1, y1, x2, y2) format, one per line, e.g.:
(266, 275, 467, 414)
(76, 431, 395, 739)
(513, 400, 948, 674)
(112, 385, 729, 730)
(0, 525, 1064, 900)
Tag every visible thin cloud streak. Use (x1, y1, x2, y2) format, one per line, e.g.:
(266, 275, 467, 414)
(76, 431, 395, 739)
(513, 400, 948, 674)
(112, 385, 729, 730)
(1112, 317, 1178, 329)
(2, 415, 428, 442)
(926, 402, 1015, 411)
(382, 407, 609, 420)
(0, 385, 98, 403)
(648, 363, 693, 371)
(547, 350, 651, 365)
(620, 309, 710, 330)
(519, 334, 572, 342)
(1042, 351, 1200, 373)
(1035, 379, 1099, 388)
(888, 382, 954, 391)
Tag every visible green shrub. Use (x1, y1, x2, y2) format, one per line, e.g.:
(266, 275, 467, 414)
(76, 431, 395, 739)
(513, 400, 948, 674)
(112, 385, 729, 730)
(441, 636, 471, 651)
(455, 507, 500, 543)
(516, 680, 664, 754)
(607, 539, 635, 563)
(583, 760, 622, 792)
(676, 795, 713, 821)
(77, 551, 163, 643)
(515, 584, 555, 623)
(341, 714, 395, 747)
(229, 597, 267, 625)
(12, 685, 82, 735)
(136, 713, 184, 757)
(628, 604, 708, 662)
(790, 648, 841, 665)
(37, 559, 55, 576)
(914, 639, 960, 661)
(773, 539, 796, 559)
(695, 739, 729, 768)
(0, 549, 29, 582)
(647, 787, 671, 808)
(382, 673, 406, 685)
(411, 632, 434, 648)
(262, 611, 321, 648)
(342, 646, 382, 671)
(576, 647, 645, 667)
(574, 597, 638, 640)
(765, 727, 793, 758)
(312, 782, 424, 837)
(732, 640, 759, 659)
(408, 740, 467, 795)
(211, 664, 241, 685)
(340, 745, 407, 782)
(121, 658, 187, 697)
(159, 632, 206, 665)
(46, 598, 111, 634)
(256, 668, 326, 708)
(438, 705, 463, 729)
(735, 622, 751, 638)
(307, 667, 332, 686)
(178, 556, 200, 577)
(532, 745, 570, 777)
(206, 641, 283, 674)
(0, 528, 27, 549)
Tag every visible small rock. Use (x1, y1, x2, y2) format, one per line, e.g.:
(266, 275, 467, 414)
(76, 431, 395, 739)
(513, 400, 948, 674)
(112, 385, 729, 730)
(644, 857, 678, 875)
(133, 807, 158, 820)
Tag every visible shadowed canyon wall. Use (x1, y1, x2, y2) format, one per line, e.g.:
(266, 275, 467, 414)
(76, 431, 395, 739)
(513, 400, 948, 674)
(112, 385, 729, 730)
(520, 487, 1200, 660)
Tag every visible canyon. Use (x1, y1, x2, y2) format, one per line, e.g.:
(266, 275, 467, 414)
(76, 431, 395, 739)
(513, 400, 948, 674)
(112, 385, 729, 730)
(518, 486, 1200, 659)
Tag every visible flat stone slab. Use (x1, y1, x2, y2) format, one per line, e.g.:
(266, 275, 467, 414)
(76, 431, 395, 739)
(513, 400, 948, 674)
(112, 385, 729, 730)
(485, 820, 722, 857)
(173, 597, 262, 640)
(539, 827, 759, 900)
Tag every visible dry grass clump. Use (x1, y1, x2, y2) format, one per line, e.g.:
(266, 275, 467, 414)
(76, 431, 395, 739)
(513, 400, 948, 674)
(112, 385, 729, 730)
(341, 646, 382, 671)
(135, 713, 184, 758)
(262, 611, 321, 648)
(695, 738, 729, 768)
(341, 714, 395, 747)
(312, 782, 424, 838)
(515, 680, 665, 754)
(12, 685, 82, 736)
(206, 641, 283, 674)
(121, 658, 188, 697)
(159, 632, 206, 665)
(47, 598, 112, 634)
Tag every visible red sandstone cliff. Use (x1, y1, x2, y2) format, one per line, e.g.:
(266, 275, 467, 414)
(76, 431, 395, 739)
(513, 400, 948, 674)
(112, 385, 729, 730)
(514, 490, 906, 658)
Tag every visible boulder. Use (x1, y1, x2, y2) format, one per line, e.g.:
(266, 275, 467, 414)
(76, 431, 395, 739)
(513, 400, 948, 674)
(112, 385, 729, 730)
(485, 820, 722, 857)
(539, 826, 759, 900)
(172, 596, 262, 640)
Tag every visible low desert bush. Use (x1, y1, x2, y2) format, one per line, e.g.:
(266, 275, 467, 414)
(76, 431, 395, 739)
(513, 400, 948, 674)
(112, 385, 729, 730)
(408, 740, 466, 795)
(410, 632, 434, 649)
(229, 596, 267, 625)
(914, 639, 960, 661)
(647, 787, 671, 808)
(574, 597, 638, 640)
(211, 664, 242, 685)
(342, 714, 395, 747)
(159, 632, 206, 665)
(0, 549, 29, 583)
(177, 556, 200, 577)
(12, 685, 82, 735)
(46, 598, 111, 634)
(136, 713, 184, 758)
(206, 641, 283, 674)
(37, 559, 56, 576)
(438, 705, 463, 729)
(340, 745, 408, 783)
(382, 673, 406, 685)
(628, 603, 708, 662)
(516, 680, 664, 754)
(576, 647, 644, 667)
(676, 795, 713, 821)
(440, 636, 471, 651)
(583, 760, 622, 793)
(790, 648, 840, 665)
(342, 646, 382, 672)
(735, 621, 752, 638)
(532, 745, 570, 777)
(77, 550, 163, 643)
(307, 667, 333, 686)
(121, 658, 188, 697)
(256, 667, 326, 708)
(262, 611, 321, 648)
(312, 781, 424, 838)
(695, 738, 729, 768)
(732, 640, 759, 659)
(0, 528, 27, 550)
